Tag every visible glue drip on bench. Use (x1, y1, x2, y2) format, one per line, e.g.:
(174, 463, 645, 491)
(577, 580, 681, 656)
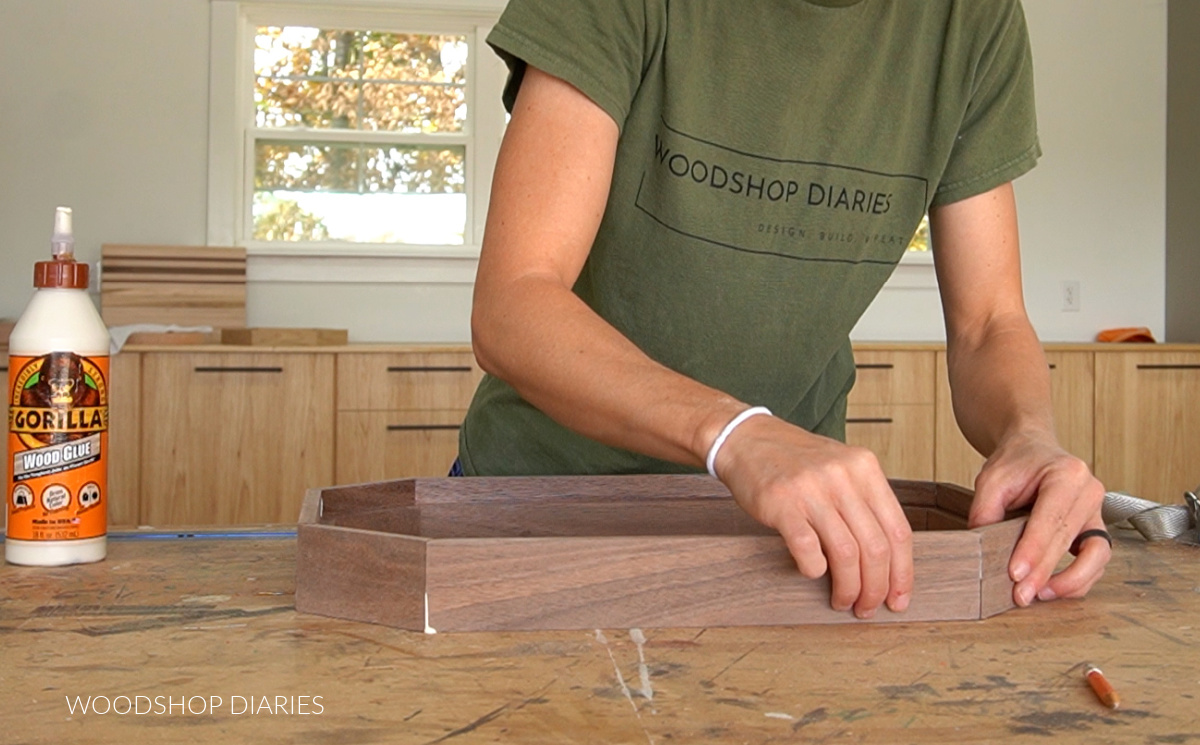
(423, 593, 437, 635)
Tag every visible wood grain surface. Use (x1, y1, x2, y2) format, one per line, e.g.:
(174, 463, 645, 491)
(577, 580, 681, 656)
(139, 352, 334, 524)
(2, 531, 1197, 744)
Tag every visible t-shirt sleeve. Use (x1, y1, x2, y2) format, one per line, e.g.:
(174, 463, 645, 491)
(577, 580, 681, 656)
(485, 0, 649, 131)
(932, 0, 1041, 206)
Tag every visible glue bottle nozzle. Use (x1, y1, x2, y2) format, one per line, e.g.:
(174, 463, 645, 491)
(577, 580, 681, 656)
(51, 206, 74, 260)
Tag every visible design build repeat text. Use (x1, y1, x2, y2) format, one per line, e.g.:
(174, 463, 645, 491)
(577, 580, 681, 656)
(65, 695, 324, 716)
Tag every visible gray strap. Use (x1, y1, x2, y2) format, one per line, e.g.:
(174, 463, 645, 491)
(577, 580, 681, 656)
(1103, 490, 1200, 542)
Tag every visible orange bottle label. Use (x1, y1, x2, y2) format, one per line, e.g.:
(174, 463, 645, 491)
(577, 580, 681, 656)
(7, 352, 108, 541)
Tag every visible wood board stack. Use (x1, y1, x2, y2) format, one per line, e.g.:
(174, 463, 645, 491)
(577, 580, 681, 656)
(99, 244, 247, 328)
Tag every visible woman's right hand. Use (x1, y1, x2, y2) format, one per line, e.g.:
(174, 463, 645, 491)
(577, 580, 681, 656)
(712, 413, 914, 619)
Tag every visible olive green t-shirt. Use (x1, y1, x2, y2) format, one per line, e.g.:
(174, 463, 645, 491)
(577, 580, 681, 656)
(460, 0, 1040, 476)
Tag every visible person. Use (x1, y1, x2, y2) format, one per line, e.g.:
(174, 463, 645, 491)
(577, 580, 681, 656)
(457, 0, 1111, 619)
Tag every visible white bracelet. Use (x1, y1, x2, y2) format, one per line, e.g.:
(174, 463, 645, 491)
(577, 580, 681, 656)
(705, 406, 772, 478)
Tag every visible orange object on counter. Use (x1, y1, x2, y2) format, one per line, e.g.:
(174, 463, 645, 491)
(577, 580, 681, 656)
(1096, 327, 1156, 343)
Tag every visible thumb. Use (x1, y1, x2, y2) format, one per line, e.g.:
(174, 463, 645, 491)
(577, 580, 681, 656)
(967, 465, 1034, 528)
(967, 478, 1007, 528)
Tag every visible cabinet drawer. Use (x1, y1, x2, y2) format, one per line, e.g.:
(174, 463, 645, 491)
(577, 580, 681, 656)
(141, 352, 335, 525)
(337, 353, 482, 411)
(1095, 352, 1200, 500)
(845, 404, 935, 481)
(847, 351, 935, 406)
(336, 410, 464, 484)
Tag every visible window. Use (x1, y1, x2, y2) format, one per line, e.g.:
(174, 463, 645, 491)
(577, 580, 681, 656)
(907, 214, 930, 253)
(208, 1, 507, 280)
(208, 1, 928, 284)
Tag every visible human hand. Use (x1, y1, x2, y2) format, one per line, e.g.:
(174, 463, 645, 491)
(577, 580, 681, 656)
(712, 414, 914, 619)
(967, 431, 1109, 607)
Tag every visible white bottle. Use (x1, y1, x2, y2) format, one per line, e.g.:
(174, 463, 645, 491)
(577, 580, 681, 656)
(6, 207, 111, 566)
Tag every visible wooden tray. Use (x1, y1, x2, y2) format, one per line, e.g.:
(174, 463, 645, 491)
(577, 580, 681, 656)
(295, 475, 1026, 633)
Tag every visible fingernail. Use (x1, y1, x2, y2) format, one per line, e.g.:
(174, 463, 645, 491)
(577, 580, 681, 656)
(1037, 586, 1057, 602)
(1011, 561, 1030, 583)
(891, 593, 910, 613)
(856, 607, 876, 620)
(1015, 584, 1035, 607)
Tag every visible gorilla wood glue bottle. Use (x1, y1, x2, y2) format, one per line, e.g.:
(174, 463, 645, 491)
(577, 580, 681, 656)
(6, 207, 111, 565)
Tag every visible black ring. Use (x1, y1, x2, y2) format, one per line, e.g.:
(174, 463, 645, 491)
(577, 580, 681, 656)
(1069, 529, 1113, 557)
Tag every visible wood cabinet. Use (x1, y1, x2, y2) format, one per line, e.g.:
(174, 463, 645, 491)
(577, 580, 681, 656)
(335, 350, 482, 484)
(1094, 351, 1200, 502)
(139, 352, 334, 525)
(61, 342, 1195, 527)
(107, 352, 141, 525)
(845, 349, 936, 480)
(933, 350, 1095, 489)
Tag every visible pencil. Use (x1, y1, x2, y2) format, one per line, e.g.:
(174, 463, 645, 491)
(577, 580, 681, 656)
(1084, 664, 1120, 709)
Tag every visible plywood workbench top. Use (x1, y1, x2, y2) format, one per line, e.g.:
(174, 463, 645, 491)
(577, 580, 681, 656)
(2, 530, 1199, 744)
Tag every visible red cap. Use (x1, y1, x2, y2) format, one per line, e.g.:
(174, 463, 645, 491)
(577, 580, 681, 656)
(34, 258, 90, 290)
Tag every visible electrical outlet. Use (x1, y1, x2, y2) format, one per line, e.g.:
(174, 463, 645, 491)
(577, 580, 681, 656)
(1062, 280, 1081, 312)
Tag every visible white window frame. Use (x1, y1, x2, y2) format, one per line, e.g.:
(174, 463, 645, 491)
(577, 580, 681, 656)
(207, 0, 508, 284)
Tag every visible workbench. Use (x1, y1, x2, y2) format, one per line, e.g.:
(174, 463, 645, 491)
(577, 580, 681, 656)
(1, 530, 1198, 744)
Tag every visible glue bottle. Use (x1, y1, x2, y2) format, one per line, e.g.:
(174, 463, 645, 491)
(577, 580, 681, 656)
(6, 207, 111, 566)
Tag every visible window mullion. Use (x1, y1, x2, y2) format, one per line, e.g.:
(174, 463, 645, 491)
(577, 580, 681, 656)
(251, 128, 469, 146)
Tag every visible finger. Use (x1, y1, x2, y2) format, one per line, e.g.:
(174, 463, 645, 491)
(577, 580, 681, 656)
(845, 473, 913, 614)
(967, 470, 1010, 529)
(968, 463, 1038, 529)
(1039, 521, 1112, 601)
(834, 493, 892, 619)
(778, 517, 828, 580)
(1011, 481, 1103, 606)
(805, 503, 861, 614)
(868, 485, 914, 613)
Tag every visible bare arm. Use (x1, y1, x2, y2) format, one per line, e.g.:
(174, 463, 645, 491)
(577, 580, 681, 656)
(931, 183, 1109, 606)
(471, 67, 745, 465)
(473, 66, 914, 618)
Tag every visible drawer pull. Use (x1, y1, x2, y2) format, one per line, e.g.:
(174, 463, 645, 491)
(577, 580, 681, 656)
(387, 366, 472, 373)
(855, 363, 894, 370)
(1048, 363, 1057, 370)
(1136, 364, 1200, 370)
(846, 417, 894, 425)
(193, 366, 284, 373)
(386, 424, 462, 431)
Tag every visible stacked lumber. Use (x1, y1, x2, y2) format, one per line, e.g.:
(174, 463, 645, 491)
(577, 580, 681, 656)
(99, 245, 247, 328)
(220, 328, 348, 346)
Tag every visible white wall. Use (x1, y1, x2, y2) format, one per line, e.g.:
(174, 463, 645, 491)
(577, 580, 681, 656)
(854, 0, 1168, 342)
(0, 0, 211, 317)
(1167, 0, 1200, 342)
(0, 0, 1170, 344)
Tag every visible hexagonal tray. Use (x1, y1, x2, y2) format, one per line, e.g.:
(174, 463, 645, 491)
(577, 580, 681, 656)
(295, 475, 1026, 633)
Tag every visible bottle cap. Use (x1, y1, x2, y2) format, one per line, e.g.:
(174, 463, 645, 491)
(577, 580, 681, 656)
(34, 258, 90, 289)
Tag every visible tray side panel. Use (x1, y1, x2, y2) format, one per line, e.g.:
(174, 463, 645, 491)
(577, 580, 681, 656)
(927, 509, 970, 531)
(424, 532, 982, 632)
(891, 480, 939, 507)
(978, 517, 1028, 618)
(316, 480, 418, 518)
(934, 482, 976, 519)
(410, 476, 950, 505)
(296, 523, 426, 631)
(298, 488, 322, 526)
(411, 474, 732, 504)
